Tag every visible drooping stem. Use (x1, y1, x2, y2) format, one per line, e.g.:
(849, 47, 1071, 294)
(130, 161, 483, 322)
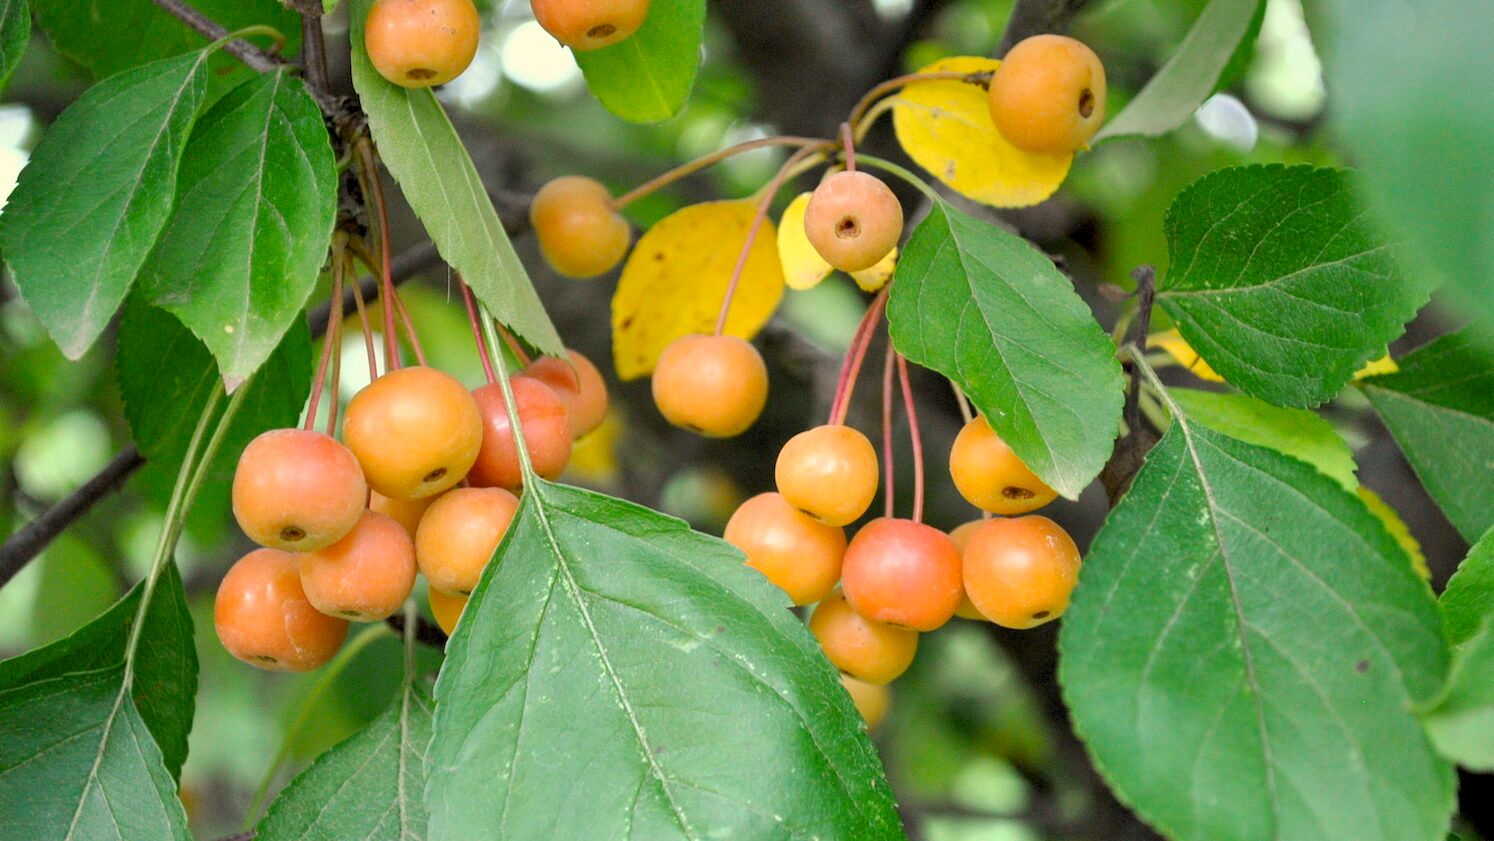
(478, 304, 536, 484)
(389, 286, 428, 367)
(348, 262, 379, 380)
(495, 323, 533, 367)
(949, 379, 974, 425)
(713, 145, 822, 336)
(354, 140, 401, 369)
(459, 281, 498, 385)
(840, 122, 856, 172)
(325, 288, 344, 434)
(828, 288, 889, 426)
(881, 341, 896, 519)
(846, 70, 992, 131)
(303, 255, 344, 431)
(896, 354, 925, 524)
(611, 135, 829, 210)
(852, 154, 940, 201)
(242, 623, 392, 828)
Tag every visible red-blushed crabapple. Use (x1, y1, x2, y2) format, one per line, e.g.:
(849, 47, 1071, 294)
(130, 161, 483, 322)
(523, 349, 610, 438)
(530, 0, 650, 51)
(215, 548, 349, 672)
(468, 377, 573, 489)
(299, 510, 417, 621)
(841, 518, 963, 632)
(232, 429, 367, 552)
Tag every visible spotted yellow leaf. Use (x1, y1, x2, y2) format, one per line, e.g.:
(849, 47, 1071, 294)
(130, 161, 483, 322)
(1154, 329, 1396, 384)
(891, 56, 1071, 208)
(779, 191, 897, 293)
(612, 199, 784, 380)
(1357, 486, 1429, 579)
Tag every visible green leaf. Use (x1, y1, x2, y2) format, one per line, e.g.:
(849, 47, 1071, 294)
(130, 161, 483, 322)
(1421, 616, 1494, 771)
(571, 0, 706, 123)
(0, 0, 29, 89)
(347, 0, 564, 359)
(427, 480, 905, 840)
(258, 680, 433, 840)
(0, 50, 213, 359)
(1168, 387, 1357, 490)
(0, 666, 190, 840)
(0, 563, 198, 780)
(1158, 164, 1431, 408)
(140, 68, 337, 389)
(1440, 530, 1494, 648)
(1318, 0, 1494, 319)
(117, 296, 313, 484)
(1059, 406, 1453, 841)
(32, 0, 299, 82)
(1095, 0, 1264, 141)
(1361, 331, 1494, 543)
(888, 199, 1123, 498)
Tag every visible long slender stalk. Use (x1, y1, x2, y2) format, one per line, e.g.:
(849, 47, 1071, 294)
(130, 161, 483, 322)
(896, 355, 925, 524)
(304, 259, 344, 431)
(353, 141, 401, 369)
(851, 154, 940, 201)
(881, 341, 896, 519)
(611, 135, 828, 210)
(459, 281, 498, 386)
(828, 289, 889, 426)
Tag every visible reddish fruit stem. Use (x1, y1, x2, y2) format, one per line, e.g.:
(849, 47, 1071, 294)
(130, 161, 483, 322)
(896, 354, 924, 523)
(828, 288, 889, 426)
(611, 135, 829, 210)
(881, 340, 896, 519)
(840, 122, 856, 172)
(713, 145, 822, 336)
(495, 323, 533, 368)
(303, 258, 343, 432)
(356, 140, 400, 370)
(459, 280, 498, 386)
(348, 267, 379, 380)
(389, 288, 428, 367)
(325, 285, 344, 434)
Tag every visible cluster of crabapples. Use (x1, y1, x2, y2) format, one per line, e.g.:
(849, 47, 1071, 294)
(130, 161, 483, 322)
(364, 0, 651, 89)
(214, 352, 609, 672)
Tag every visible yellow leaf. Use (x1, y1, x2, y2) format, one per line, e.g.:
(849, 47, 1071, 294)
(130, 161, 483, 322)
(779, 191, 898, 293)
(891, 56, 1072, 209)
(1353, 353, 1398, 379)
(612, 199, 785, 380)
(1151, 329, 1224, 382)
(778, 192, 831, 291)
(1357, 487, 1429, 580)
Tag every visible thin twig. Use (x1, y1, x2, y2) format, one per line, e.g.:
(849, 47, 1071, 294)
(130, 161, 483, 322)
(1122, 265, 1156, 445)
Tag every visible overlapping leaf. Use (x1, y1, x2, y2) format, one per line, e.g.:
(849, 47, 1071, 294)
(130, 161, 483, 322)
(1060, 405, 1453, 841)
(426, 480, 904, 840)
(140, 68, 336, 389)
(348, 0, 564, 360)
(0, 50, 213, 359)
(572, 0, 706, 123)
(1361, 331, 1494, 543)
(887, 198, 1122, 498)
(1157, 164, 1431, 407)
(1168, 387, 1357, 490)
(612, 199, 784, 379)
(1440, 530, 1494, 647)
(0, 0, 29, 88)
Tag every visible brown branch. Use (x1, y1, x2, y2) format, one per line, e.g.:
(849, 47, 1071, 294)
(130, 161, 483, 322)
(997, 0, 1095, 55)
(1100, 265, 1159, 506)
(384, 611, 448, 648)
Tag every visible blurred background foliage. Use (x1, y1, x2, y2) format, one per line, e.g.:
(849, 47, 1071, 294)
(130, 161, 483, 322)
(0, 0, 1479, 838)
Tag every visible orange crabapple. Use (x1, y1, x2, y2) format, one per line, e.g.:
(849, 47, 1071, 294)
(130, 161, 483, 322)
(962, 515, 1081, 629)
(428, 586, 468, 636)
(343, 366, 483, 500)
(530, 176, 632, 278)
(232, 428, 367, 552)
(530, 0, 651, 51)
(215, 548, 349, 672)
(651, 334, 768, 438)
(775, 424, 878, 527)
(803, 170, 903, 273)
(416, 486, 520, 595)
(723, 492, 846, 606)
(948, 519, 991, 621)
(949, 415, 1058, 515)
(841, 674, 891, 730)
(468, 376, 573, 489)
(988, 34, 1107, 155)
(364, 0, 480, 88)
(809, 589, 918, 685)
(841, 517, 963, 632)
(299, 510, 418, 621)
(370, 491, 434, 541)
(522, 349, 610, 438)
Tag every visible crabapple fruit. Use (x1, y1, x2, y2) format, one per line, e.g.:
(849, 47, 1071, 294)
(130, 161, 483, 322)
(299, 510, 417, 621)
(343, 366, 483, 500)
(723, 492, 846, 605)
(809, 590, 918, 685)
(842, 674, 890, 730)
(468, 377, 573, 489)
(215, 548, 349, 672)
(523, 349, 609, 437)
(988, 34, 1106, 154)
(370, 491, 434, 541)
(531, 0, 650, 51)
(232, 429, 367, 552)
(948, 519, 990, 621)
(652, 334, 768, 438)
(841, 518, 963, 631)
(416, 486, 520, 595)
(949, 415, 1057, 515)
(803, 171, 903, 272)
(962, 515, 1081, 629)
(364, 0, 480, 88)
(775, 424, 878, 527)
(428, 587, 468, 636)
(530, 176, 631, 278)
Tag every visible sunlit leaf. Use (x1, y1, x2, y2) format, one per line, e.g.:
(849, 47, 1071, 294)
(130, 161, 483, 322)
(891, 56, 1071, 209)
(1168, 387, 1357, 490)
(612, 199, 784, 380)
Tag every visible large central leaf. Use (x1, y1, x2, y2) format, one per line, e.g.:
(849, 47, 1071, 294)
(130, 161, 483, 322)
(426, 480, 904, 840)
(887, 198, 1123, 498)
(1157, 164, 1432, 407)
(1059, 403, 1453, 840)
